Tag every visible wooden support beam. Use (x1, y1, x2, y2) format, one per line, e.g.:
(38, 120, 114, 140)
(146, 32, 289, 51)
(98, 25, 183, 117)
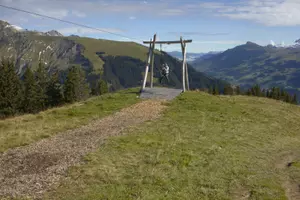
(143, 40, 192, 44)
(180, 37, 186, 92)
(141, 38, 153, 91)
(142, 34, 192, 92)
(185, 61, 190, 91)
(150, 34, 157, 88)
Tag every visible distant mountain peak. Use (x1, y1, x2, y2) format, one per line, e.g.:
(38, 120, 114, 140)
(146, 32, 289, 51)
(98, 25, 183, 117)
(0, 20, 9, 26)
(0, 20, 24, 32)
(246, 41, 259, 46)
(45, 30, 63, 37)
(6, 24, 24, 31)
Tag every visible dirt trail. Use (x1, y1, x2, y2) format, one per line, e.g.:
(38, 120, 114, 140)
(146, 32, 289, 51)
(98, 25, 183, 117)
(0, 100, 166, 199)
(275, 151, 300, 200)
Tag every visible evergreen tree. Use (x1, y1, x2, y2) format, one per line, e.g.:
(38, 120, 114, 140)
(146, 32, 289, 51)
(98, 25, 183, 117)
(209, 85, 213, 94)
(254, 84, 261, 97)
(0, 59, 23, 117)
(92, 79, 109, 96)
(224, 85, 233, 95)
(213, 84, 219, 95)
(266, 90, 270, 98)
(280, 88, 285, 100)
(23, 67, 39, 113)
(35, 62, 49, 110)
(251, 87, 256, 96)
(236, 86, 241, 95)
(64, 66, 90, 103)
(46, 72, 64, 107)
(246, 88, 251, 96)
(275, 87, 281, 100)
(271, 87, 276, 99)
(98, 79, 108, 95)
(292, 94, 298, 105)
(284, 93, 291, 103)
(224, 85, 229, 95)
(228, 86, 234, 95)
(261, 89, 266, 97)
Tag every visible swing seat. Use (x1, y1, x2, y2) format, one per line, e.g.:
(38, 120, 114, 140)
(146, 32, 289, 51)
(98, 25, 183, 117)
(140, 87, 183, 100)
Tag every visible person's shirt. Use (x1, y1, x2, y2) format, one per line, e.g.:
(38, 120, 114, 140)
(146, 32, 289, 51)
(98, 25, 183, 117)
(165, 64, 169, 74)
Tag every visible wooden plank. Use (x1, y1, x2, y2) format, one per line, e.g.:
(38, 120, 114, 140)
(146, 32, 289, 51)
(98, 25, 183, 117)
(143, 40, 192, 44)
(150, 34, 157, 88)
(141, 39, 153, 90)
(140, 87, 183, 100)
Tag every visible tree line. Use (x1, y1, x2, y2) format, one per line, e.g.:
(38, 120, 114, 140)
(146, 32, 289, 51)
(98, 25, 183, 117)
(207, 83, 298, 105)
(0, 59, 108, 118)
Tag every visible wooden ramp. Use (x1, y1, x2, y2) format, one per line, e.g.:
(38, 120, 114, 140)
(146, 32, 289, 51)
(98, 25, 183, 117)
(140, 87, 183, 100)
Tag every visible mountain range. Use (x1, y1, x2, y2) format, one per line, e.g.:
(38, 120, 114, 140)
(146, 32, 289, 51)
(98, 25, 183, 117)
(167, 51, 222, 63)
(0, 20, 227, 91)
(192, 40, 300, 96)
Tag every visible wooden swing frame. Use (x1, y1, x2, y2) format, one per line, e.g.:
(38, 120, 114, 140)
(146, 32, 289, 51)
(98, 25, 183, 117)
(141, 34, 192, 92)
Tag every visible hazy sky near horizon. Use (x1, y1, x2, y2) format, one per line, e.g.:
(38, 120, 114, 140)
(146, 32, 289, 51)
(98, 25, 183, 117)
(1, 0, 300, 53)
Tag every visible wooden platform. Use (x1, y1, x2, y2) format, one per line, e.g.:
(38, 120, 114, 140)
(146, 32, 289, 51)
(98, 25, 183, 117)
(140, 87, 183, 100)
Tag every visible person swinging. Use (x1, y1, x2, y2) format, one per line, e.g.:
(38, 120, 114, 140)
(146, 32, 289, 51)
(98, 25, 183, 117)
(159, 58, 169, 84)
(158, 44, 170, 84)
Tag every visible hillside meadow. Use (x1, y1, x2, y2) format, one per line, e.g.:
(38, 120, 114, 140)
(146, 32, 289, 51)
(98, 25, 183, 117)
(0, 88, 140, 152)
(38, 91, 300, 200)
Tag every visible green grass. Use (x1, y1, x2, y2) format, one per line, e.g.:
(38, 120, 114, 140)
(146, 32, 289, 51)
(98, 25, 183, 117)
(71, 37, 151, 72)
(45, 92, 300, 200)
(0, 88, 140, 152)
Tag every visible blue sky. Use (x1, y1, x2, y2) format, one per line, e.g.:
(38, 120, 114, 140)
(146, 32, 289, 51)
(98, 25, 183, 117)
(1, 0, 300, 53)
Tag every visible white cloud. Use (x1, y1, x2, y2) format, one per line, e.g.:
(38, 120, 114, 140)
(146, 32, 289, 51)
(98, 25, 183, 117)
(3, 0, 300, 28)
(72, 10, 86, 18)
(35, 8, 69, 19)
(168, 31, 230, 36)
(58, 27, 124, 35)
(193, 40, 245, 45)
(159, 9, 184, 16)
(196, 0, 300, 26)
(129, 16, 136, 20)
(0, 0, 189, 22)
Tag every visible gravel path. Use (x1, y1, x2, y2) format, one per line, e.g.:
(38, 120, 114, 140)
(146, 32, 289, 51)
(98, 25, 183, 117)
(0, 100, 166, 199)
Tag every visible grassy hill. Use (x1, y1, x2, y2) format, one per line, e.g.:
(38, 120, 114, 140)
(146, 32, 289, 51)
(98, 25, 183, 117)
(38, 91, 300, 200)
(192, 41, 300, 95)
(0, 88, 140, 152)
(2, 89, 300, 199)
(0, 20, 227, 91)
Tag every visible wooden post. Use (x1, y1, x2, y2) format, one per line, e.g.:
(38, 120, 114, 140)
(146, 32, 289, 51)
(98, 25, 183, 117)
(185, 44, 190, 91)
(150, 34, 157, 88)
(141, 39, 153, 91)
(185, 62, 190, 91)
(180, 37, 186, 92)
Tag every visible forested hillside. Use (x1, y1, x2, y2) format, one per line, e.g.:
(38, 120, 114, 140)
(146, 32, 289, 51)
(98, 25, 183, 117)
(0, 20, 227, 93)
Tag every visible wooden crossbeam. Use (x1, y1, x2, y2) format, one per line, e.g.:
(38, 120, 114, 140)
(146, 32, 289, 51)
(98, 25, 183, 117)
(143, 40, 192, 44)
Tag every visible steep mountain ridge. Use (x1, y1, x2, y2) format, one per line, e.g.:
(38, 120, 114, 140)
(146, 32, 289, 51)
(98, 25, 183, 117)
(0, 20, 227, 91)
(192, 41, 300, 95)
